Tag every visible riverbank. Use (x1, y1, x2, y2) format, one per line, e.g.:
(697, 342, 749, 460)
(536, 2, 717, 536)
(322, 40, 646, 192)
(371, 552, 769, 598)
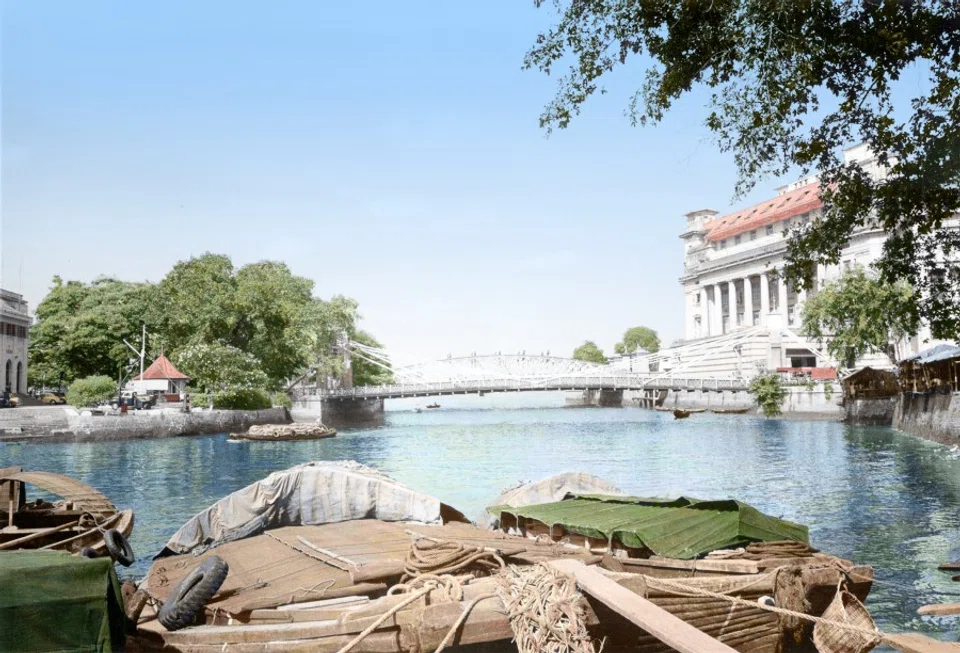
(0, 405, 290, 443)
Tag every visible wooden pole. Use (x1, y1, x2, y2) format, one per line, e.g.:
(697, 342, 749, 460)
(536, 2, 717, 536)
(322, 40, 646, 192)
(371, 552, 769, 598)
(0, 519, 81, 550)
(547, 559, 738, 653)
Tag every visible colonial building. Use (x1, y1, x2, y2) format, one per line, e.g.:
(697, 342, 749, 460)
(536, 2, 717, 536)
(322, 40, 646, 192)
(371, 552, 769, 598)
(669, 144, 956, 377)
(0, 289, 30, 394)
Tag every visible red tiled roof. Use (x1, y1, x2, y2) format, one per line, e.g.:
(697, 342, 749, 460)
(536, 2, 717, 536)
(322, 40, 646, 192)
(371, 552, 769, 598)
(134, 354, 190, 380)
(705, 182, 824, 242)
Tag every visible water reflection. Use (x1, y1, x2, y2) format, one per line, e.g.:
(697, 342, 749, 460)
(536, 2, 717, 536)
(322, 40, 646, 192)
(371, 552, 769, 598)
(1, 407, 957, 640)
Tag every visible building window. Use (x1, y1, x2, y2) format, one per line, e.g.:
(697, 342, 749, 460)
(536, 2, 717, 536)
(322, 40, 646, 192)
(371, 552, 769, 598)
(766, 225, 774, 236)
(695, 294, 701, 306)
(750, 230, 757, 241)
(720, 240, 727, 249)
(734, 235, 742, 245)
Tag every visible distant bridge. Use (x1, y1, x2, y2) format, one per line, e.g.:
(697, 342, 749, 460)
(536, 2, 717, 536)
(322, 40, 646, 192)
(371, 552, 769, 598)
(303, 347, 754, 401)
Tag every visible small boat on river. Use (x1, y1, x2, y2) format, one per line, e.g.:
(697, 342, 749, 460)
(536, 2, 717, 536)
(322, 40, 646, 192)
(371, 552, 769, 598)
(673, 408, 691, 419)
(0, 467, 135, 564)
(425, 402, 440, 409)
(130, 464, 881, 653)
(713, 408, 751, 414)
(229, 423, 336, 442)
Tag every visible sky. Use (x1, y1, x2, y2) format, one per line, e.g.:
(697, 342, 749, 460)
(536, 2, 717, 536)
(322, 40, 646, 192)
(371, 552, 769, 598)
(0, 2, 926, 361)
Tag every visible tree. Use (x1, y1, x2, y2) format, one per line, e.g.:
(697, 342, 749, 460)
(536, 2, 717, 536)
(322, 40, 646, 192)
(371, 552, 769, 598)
(525, 1, 960, 339)
(572, 341, 607, 364)
(350, 330, 394, 387)
(29, 277, 157, 386)
(748, 373, 787, 418)
(174, 342, 269, 393)
(802, 267, 919, 367)
(614, 326, 660, 355)
(66, 375, 117, 408)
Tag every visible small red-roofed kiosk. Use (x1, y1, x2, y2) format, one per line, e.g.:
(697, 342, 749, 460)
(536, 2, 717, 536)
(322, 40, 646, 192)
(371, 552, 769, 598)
(125, 355, 190, 395)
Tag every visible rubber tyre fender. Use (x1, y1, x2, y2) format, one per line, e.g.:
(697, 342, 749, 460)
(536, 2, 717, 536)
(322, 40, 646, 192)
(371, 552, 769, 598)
(158, 556, 229, 631)
(104, 529, 136, 567)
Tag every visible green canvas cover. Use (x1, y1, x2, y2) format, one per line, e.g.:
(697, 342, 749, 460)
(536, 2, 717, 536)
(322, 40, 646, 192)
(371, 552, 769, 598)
(0, 550, 126, 653)
(491, 494, 808, 559)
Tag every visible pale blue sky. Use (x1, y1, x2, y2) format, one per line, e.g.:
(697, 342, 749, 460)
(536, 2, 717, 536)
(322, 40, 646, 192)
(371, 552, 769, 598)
(0, 2, 926, 359)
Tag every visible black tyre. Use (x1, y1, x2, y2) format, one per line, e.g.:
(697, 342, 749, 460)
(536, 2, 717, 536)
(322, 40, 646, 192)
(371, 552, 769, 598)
(158, 556, 229, 631)
(79, 547, 99, 559)
(104, 529, 136, 567)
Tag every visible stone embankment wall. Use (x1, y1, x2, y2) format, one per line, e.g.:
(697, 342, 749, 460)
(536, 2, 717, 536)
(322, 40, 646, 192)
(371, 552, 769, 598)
(893, 392, 960, 446)
(0, 406, 290, 443)
(290, 395, 385, 429)
(844, 397, 897, 426)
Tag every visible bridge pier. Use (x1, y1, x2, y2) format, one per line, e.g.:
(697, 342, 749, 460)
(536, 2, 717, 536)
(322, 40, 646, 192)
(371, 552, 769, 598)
(566, 389, 624, 407)
(290, 396, 385, 429)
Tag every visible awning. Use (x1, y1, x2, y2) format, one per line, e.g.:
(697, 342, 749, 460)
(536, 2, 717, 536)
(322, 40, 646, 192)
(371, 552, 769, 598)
(491, 494, 809, 560)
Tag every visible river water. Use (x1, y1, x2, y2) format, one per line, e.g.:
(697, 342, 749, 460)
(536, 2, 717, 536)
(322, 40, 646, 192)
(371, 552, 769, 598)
(2, 398, 959, 642)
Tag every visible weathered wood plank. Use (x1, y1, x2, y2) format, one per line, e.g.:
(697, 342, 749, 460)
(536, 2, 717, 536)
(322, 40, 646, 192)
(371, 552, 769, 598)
(548, 559, 738, 653)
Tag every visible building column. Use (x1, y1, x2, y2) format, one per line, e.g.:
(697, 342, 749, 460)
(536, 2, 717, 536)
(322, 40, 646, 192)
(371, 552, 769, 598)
(759, 273, 770, 326)
(697, 288, 706, 338)
(779, 277, 789, 322)
(710, 284, 721, 336)
(686, 292, 696, 340)
(743, 277, 754, 327)
(727, 280, 737, 330)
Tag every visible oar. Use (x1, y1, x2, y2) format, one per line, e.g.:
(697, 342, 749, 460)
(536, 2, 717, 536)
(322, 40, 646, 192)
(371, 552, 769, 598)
(0, 519, 81, 550)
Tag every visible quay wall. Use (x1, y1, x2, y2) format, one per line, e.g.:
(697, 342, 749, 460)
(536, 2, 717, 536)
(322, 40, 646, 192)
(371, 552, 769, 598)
(0, 406, 290, 443)
(844, 397, 897, 426)
(893, 392, 960, 446)
(571, 383, 843, 417)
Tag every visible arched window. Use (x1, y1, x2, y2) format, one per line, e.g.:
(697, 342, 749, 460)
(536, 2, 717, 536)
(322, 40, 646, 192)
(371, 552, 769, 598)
(4, 360, 10, 393)
(16, 362, 22, 393)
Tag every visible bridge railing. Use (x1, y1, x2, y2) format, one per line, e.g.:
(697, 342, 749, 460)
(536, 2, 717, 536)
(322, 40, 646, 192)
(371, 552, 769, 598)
(309, 375, 752, 399)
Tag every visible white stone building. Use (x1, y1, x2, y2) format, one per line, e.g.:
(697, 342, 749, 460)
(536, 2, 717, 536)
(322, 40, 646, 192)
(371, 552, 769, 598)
(0, 289, 30, 393)
(668, 144, 956, 377)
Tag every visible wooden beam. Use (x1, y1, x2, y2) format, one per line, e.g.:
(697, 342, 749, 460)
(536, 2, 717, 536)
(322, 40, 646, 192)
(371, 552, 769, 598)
(0, 519, 80, 550)
(883, 633, 960, 652)
(547, 559, 738, 653)
(917, 602, 960, 617)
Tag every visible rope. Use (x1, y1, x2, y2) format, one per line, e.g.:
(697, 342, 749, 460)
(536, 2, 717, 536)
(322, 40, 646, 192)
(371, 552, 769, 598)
(647, 576, 885, 642)
(401, 537, 505, 581)
(495, 563, 600, 653)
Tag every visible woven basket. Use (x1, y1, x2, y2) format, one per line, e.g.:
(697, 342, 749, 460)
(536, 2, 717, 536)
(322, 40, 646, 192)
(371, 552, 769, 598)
(813, 588, 881, 653)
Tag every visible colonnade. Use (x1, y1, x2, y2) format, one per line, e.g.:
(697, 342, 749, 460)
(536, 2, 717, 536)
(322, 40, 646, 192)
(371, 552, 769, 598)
(690, 272, 807, 338)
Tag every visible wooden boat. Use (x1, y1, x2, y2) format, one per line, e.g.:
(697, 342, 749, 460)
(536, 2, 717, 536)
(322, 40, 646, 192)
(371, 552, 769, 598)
(0, 467, 135, 559)
(673, 409, 691, 419)
(128, 466, 883, 653)
(229, 423, 336, 442)
(713, 408, 750, 414)
(654, 406, 673, 412)
(425, 403, 440, 409)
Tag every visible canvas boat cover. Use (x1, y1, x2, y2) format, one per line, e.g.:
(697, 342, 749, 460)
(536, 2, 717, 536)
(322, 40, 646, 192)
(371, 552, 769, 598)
(480, 472, 624, 528)
(0, 550, 125, 653)
(490, 494, 809, 559)
(161, 461, 458, 556)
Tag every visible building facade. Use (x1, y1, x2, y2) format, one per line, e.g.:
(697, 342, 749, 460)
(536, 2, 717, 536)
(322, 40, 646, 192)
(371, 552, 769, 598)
(125, 354, 190, 395)
(671, 144, 956, 376)
(0, 290, 30, 394)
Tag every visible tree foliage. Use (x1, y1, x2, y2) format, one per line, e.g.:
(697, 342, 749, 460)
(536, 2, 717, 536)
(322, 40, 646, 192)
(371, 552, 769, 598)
(526, 0, 960, 338)
(29, 254, 388, 391)
(614, 326, 660, 354)
(66, 375, 117, 408)
(174, 342, 269, 394)
(350, 329, 394, 387)
(572, 341, 607, 364)
(748, 373, 787, 418)
(802, 267, 919, 366)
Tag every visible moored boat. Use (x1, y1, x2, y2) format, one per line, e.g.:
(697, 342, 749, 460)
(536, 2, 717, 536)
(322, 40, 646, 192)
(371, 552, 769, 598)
(229, 423, 336, 441)
(129, 466, 883, 653)
(673, 408, 691, 419)
(713, 408, 750, 414)
(0, 467, 135, 564)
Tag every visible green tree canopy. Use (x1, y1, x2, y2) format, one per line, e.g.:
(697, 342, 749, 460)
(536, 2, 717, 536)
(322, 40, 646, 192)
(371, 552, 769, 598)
(66, 375, 117, 408)
(29, 277, 156, 387)
(174, 342, 269, 394)
(801, 267, 919, 367)
(29, 254, 388, 390)
(614, 326, 660, 355)
(525, 0, 960, 339)
(572, 341, 607, 364)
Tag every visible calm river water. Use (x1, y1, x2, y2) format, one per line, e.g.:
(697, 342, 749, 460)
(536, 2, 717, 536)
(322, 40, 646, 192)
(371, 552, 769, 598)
(2, 399, 959, 642)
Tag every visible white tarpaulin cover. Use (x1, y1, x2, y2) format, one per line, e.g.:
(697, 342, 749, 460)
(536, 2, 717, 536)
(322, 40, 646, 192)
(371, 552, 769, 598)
(481, 472, 624, 528)
(160, 461, 448, 555)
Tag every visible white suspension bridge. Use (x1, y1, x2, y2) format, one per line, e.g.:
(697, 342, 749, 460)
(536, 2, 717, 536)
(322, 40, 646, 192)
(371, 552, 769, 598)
(305, 327, 834, 402)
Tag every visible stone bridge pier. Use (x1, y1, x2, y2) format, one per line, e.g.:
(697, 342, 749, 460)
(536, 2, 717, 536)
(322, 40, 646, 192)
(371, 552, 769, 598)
(290, 395, 385, 429)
